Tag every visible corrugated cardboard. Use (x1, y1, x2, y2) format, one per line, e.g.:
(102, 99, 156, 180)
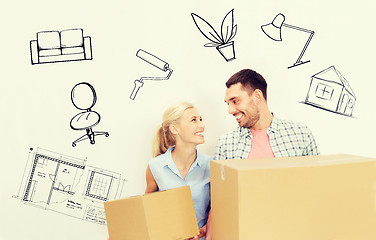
(104, 186, 199, 240)
(211, 154, 376, 240)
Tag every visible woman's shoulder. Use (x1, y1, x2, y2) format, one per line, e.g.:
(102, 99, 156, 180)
(149, 149, 171, 167)
(197, 151, 213, 165)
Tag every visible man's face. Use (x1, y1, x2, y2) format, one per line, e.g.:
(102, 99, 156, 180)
(225, 82, 260, 129)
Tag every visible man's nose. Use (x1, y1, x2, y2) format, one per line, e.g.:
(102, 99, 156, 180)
(228, 104, 236, 115)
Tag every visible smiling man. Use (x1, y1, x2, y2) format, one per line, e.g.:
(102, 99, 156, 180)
(214, 69, 319, 160)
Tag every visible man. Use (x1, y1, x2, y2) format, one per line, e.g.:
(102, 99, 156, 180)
(214, 69, 319, 160)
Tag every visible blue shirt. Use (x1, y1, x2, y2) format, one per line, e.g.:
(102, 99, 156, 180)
(149, 147, 212, 228)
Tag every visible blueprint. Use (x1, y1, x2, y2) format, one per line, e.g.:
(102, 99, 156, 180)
(13, 147, 126, 225)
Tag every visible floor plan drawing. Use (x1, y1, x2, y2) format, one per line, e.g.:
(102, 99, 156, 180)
(14, 147, 126, 225)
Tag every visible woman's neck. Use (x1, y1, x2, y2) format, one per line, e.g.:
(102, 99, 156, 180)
(171, 143, 197, 178)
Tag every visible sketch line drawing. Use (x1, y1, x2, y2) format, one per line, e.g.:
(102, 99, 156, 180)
(14, 147, 126, 225)
(191, 9, 237, 62)
(30, 28, 92, 65)
(261, 13, 314, 69)
(302, 65, 356, 117)
(70, 82, 109, 147)
(130, 49, 173, 100)
(85, 170, 114, 201)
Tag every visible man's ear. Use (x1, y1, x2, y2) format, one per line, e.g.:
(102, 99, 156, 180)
(253, 89, 263, 103)
(169, 124, 179, 135)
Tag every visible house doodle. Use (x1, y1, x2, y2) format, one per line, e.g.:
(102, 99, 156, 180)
(302, 65, 356, 117)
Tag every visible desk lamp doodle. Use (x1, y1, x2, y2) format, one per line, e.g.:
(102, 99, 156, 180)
(261, 13, 315, 69)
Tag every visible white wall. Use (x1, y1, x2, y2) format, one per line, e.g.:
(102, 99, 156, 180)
(1, 0, 375, 239)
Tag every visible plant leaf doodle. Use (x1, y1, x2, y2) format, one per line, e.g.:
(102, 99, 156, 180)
(191, 13, 222, 44)
(221, 9, 235, 43)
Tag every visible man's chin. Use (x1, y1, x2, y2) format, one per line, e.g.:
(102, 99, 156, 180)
(237, 121, 247, 128)
(238, 121, 253, 128)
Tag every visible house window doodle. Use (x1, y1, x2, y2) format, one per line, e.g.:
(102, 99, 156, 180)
(315, 83, 334, 100)
(302, 65, 356, 117)
(85, 171, 114, 201)
(13, 147, 126, 225)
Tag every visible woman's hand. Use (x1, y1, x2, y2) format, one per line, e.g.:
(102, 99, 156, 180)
(186, 225, 206, 239)
(205, 210, 212, 240)
(187, 209, 212, 240)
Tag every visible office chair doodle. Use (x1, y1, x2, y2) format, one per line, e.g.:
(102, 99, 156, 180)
(70, 82, 109, 147)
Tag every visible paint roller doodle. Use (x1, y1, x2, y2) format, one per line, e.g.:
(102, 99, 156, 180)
(130, 49, 173, 100)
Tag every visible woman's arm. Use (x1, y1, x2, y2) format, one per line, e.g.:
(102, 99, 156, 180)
(145, 164, 158, 193)
(205, 210, 212, 240)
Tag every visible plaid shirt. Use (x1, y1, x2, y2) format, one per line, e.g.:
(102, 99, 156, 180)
(214, 116, 319, 160)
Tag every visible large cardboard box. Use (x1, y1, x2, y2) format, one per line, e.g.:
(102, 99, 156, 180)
(104, 186, 199, 240)
(211, 154, 376, 240)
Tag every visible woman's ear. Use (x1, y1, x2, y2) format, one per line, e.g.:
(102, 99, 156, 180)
(169, 124, 179, 135)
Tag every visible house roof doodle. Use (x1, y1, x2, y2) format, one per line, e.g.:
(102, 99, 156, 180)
(312, 65, 356, 98)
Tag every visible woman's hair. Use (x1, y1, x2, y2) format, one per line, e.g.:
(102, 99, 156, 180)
(152, 102, 194, 157)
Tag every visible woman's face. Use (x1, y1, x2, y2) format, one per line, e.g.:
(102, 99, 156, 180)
(173, 107, 205, 145)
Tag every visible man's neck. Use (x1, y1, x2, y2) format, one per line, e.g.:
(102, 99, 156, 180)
(251, 110, 273, 130)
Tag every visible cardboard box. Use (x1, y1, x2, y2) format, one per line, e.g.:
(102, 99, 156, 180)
(104, 186, 199, 240)
(211, 154, 376, 240)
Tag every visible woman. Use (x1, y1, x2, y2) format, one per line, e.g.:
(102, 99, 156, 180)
(145, 102, 212, 240)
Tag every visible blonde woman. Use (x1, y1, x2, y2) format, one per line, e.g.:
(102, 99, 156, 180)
(146, 102, 212, 240)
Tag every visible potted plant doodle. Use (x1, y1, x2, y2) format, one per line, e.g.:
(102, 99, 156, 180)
(191, 9, 237, 62)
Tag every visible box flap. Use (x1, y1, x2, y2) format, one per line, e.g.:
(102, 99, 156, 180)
(213, 154, 375, 170)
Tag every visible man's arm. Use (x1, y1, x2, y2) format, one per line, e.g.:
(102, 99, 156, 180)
(214, 137, 226, 160)
(304, 128, 320, 156)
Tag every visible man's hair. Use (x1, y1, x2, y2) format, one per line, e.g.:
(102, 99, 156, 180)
(226, 69, 268, 100)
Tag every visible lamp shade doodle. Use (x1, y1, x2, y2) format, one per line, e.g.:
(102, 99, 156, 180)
(261, 13, 285, 41)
